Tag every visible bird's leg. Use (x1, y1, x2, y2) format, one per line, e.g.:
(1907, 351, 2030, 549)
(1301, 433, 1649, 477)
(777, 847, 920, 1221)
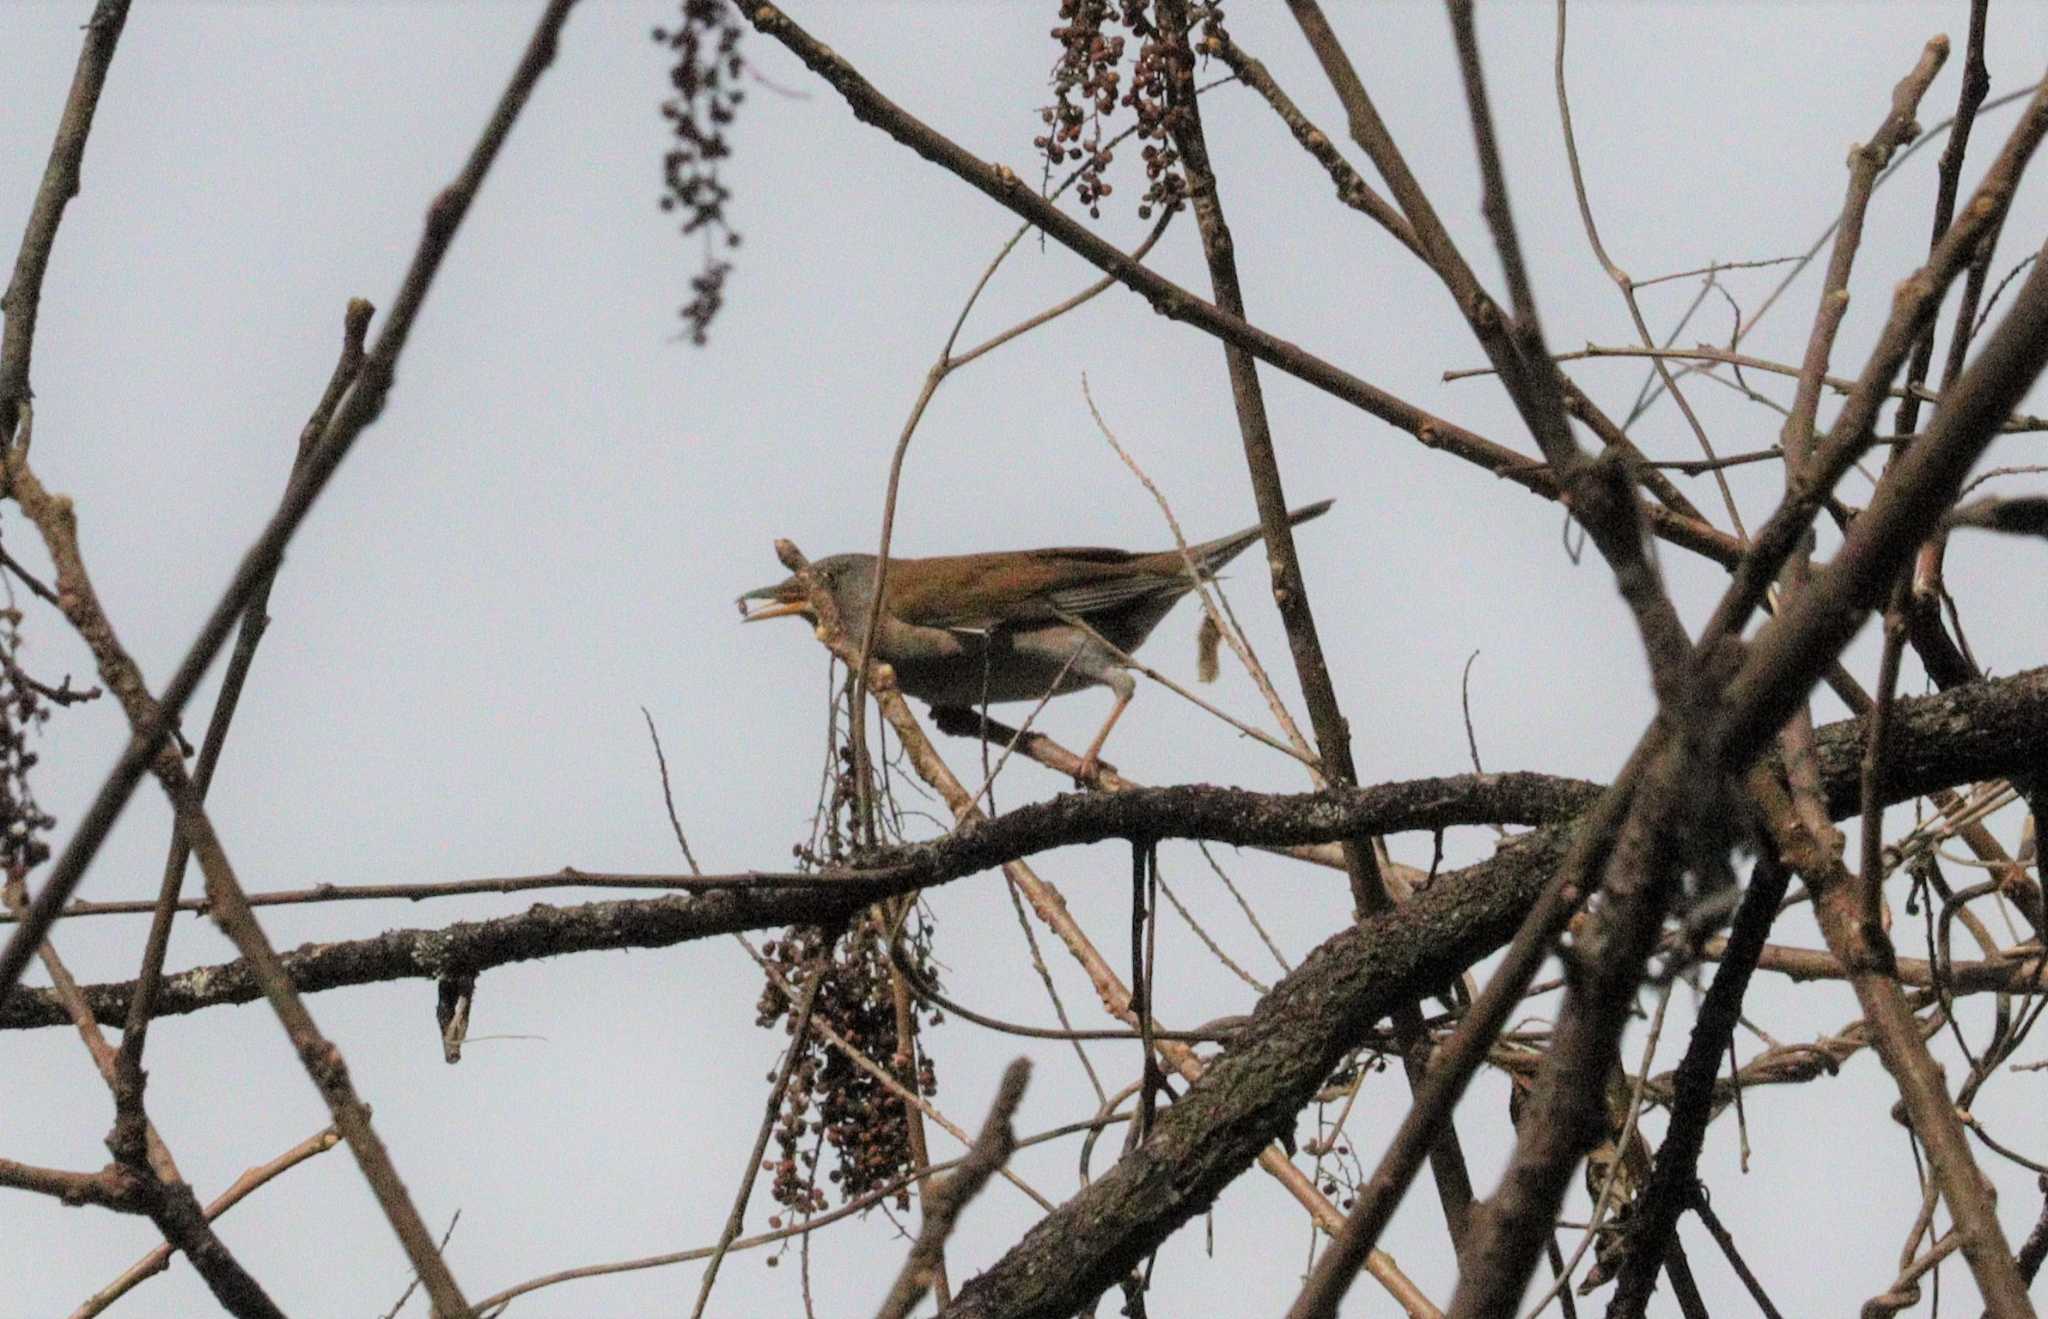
(1075, 671, 1135, 785)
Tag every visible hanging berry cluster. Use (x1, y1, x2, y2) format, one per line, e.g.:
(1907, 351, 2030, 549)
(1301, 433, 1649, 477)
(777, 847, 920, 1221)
(756, 917, 942, 1215)
(1036, 1, 1228, 219)
(652, 0, 748, 344)
(0, 599, 68, 880)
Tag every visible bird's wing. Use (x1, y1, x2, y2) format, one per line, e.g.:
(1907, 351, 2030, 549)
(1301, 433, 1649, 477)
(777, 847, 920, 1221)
(1012, 549, 1196, 626)
(888, 547, 1183, 631)
(880, 504, 1333, 631)
(1040, 567, 1191, 619)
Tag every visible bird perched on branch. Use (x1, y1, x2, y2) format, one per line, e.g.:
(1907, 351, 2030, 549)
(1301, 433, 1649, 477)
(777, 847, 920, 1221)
(739, 499, 1333, 780)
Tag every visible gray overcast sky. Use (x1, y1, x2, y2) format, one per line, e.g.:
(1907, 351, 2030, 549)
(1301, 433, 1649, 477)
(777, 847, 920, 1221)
(4, 1, 2046, 1315)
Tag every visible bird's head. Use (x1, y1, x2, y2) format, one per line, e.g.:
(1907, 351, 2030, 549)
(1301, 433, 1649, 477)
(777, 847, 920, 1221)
(737, 554, 879, 629)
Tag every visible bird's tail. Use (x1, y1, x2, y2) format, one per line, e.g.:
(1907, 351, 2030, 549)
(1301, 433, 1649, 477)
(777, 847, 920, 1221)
(1185, 498, 1335, 577)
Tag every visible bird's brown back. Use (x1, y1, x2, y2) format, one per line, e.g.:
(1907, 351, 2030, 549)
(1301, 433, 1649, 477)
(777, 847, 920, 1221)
(875, 500, 1329, 631)
(882, 546, 1183, 631)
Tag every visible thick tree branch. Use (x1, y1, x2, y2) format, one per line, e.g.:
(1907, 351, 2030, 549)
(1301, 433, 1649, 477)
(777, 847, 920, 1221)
(1439, 234, 2048, 1319)
(0, 1157, 147, 1213)
(8, 667, 2047, 1035)
(924, 659, 2047, 1316)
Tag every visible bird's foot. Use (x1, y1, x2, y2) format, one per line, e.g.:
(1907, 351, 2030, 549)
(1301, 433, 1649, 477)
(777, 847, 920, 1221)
(1072, 753, 1116, 787)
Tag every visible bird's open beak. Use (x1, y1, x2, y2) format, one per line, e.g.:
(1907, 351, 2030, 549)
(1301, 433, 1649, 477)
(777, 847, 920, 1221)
(737, 578, 814, 623)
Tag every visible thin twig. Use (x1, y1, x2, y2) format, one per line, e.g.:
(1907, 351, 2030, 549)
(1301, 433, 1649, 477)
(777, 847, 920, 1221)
(1048, 604, 1319, 768)
(841, 96, 1182, 844)
(1082, 376, 1319, 775)
(0, 0, 133, 435)
(1455, 342, 2048, 432)
(70, 1125, 340, 1319)
(1632, 254, 1807, 291)
(689, 947, 830, 1319)
(380, 1211, 464, 1319)
(112, 297, 373, 1164)
(471, 1110, 1137, 1316)
(641, 709, 702, 875)
(1553, 0, 1746, 537)
(1689, 1189, 1786, 1319)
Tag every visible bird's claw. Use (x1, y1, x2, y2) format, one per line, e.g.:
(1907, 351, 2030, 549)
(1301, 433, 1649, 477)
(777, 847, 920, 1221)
(1072, 753, 1114, 786)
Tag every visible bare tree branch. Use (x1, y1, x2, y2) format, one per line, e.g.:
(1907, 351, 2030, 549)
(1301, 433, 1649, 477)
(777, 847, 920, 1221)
(876, 1059, 1031, 1319)
(5, 666, 2044, 1036)
(742, 4, 1742, 572)
(0, 0, 131, 437)
(0, 0, 588, 1023)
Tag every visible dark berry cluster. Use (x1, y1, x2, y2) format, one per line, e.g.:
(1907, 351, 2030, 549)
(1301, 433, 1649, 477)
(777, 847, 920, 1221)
(1039, 1, 1128, 217)
(757, 917, 942, 1214)
(0, 602, 62, 878)
(1036, 2, 1227, 219)
(653, 0, 747, 344)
